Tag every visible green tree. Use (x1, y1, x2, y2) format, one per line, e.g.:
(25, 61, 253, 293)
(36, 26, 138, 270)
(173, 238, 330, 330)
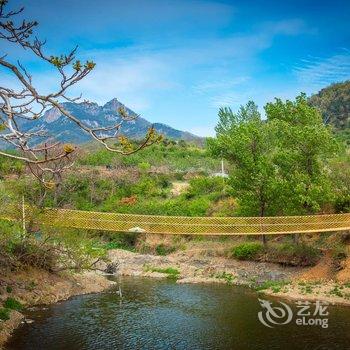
(266, 94, 339, 215)
(208, 101, 278, 244)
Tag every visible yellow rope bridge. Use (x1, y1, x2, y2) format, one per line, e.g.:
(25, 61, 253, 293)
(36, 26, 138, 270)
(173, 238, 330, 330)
(1, 207, 349, 235)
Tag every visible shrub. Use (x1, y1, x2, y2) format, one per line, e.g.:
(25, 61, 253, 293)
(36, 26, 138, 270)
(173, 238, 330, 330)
(186, 176, 225, 199)
(334, 194, 350, 213)
(332, 245, 347, 269)
(0, 308, 10, 321)
(4, 297, 23, 311)
(103, 235, 137, 251)
(267, 243, 320, 266)
(138, 162, 151, 173)
(9, 240, 58, 272)
(232, 242, 264, 260)
(155, 244, 176, 256)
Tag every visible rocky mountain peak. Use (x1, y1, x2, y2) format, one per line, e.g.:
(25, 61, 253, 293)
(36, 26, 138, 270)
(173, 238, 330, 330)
(35, 98, 200, 144)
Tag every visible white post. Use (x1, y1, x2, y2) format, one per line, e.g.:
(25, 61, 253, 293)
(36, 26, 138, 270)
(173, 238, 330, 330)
(221, 158, 224, 176)
(22, 195, 26, 238)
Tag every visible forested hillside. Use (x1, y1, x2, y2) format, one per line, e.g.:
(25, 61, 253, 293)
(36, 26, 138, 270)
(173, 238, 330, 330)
(309, 81, 350, 140)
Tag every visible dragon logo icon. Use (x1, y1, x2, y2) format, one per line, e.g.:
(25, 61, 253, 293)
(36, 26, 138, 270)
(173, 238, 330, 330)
(258, 299, 293, 328)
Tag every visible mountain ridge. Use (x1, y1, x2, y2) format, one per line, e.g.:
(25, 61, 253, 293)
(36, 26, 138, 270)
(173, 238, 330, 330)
(309, 80, 350, 131)
(34, 98, 201, 144)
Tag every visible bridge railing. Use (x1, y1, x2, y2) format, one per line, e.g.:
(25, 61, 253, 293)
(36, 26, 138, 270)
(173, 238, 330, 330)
(1, 206, 349, 235)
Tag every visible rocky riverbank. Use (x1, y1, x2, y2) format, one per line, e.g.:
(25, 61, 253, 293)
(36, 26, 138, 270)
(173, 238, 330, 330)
(101, 248, 350, 306)
(0, 269, 115, 348)
(2, 246, 349, 348)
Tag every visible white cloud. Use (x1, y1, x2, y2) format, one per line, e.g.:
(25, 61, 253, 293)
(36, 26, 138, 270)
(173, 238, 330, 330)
(71, 55, 177, 111)
(78, 18, 309, 111)
(0, 14, 312, 131)
(193, 76, 250, 94)
(210, 92, 245, 108)
(293, 50, 350, 89)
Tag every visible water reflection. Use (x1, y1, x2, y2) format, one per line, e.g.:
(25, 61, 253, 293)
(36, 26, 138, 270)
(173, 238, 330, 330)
(6, 276, 350, 350)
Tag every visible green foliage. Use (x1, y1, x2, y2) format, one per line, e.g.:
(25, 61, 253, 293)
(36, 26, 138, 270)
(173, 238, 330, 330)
(209, 95, 341, 218)
(330, 152, 350, 213)
(107, 195, 212, 217)
(155, 244, 176, 256)
(144, 265, 180, 279)
(79, 141, 220, 173)
(215, 271, 235, 285)
(254, 280, 290, 292)
(331, 245, 347, 270)
(0, 204, 108, 272)
(4, 297, 23, 311)
(335, 195, 350, 213)
(0, 154, 24, 178)
(138, 161, 151, 173)
(0, 220, 21, 245)
(232, 242, 264, 260)
(267, 243, 320, 266)
(101, 233, 138, 251)
(230, 241, 320, 266)
(42, 228, 107, 271)
(329, 285, 344, 298)
(208, 101, 278, 217)
(103, 241, 129, 250)
(266, 94, 339, 214)
(186, 176, 226, 199)
(0, 308, 10, 321)
(309, 80, 350, 131)
(5, 239, 59, 271)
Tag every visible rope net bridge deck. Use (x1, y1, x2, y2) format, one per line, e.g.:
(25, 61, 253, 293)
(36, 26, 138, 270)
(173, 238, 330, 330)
(1, 207, 350, 235)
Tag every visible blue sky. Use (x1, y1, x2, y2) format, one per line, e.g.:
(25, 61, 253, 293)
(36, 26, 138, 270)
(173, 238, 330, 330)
(2, 0, 350, 135)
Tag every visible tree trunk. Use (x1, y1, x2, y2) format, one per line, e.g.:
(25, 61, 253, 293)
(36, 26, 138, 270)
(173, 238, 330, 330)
(293, 233, 299, 245)
(260, 202, 267, 246)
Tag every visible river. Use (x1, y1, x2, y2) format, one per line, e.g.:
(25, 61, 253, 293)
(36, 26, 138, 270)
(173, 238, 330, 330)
(6, 276, 350, 350)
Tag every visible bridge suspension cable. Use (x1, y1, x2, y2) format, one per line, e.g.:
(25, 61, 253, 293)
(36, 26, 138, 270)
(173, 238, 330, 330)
(1, 206, 349, 235)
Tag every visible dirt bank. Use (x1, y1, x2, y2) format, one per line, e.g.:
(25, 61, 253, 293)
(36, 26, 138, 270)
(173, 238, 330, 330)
(102, 248, 350, 306)
(0, 269, 115, 348)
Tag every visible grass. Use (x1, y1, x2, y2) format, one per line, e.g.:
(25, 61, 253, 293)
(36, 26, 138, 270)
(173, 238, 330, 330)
(301, 285, 314, 294)
(103, 241, 135, 251)
(0, 298, 23, 323)
(329, 286, 343, 298)
(26, 281, 37, 292)
(215, 271, 235, 285)
(144, 265, 180, 280)
(253, 280, 290, 293)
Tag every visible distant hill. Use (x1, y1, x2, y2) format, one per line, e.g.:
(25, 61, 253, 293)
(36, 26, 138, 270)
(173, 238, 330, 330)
(26, 98, 201, 144)
(309, 80, 350, 131)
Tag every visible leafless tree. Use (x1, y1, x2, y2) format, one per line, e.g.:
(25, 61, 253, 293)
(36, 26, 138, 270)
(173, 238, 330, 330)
(0, 0, 161, 187)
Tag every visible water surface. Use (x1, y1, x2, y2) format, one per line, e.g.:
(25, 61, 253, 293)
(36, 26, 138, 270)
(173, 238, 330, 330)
(6, 276, 350, 350)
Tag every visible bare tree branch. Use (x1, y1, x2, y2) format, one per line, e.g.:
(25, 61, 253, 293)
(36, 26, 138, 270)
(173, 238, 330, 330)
(0, 0, 161, 187)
